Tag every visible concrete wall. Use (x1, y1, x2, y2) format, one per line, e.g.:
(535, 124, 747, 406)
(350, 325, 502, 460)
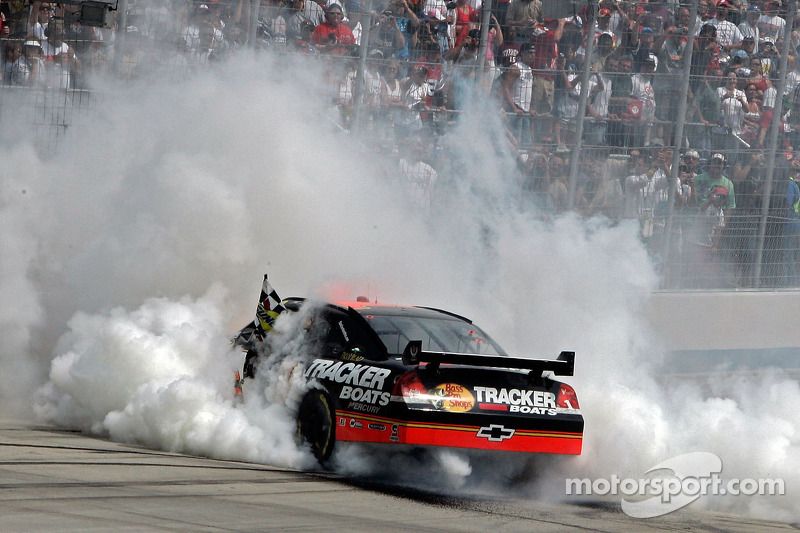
(646, 290, 800, 351)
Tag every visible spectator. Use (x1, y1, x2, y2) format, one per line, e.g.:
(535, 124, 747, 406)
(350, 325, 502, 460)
(624, 146, 679, 240)
(369, 8, 406, 58)
(285, 0, 317, 43)
(42, 19, 78, 89)
(554, 43, 579, 152)
(633, 26, 657, 73)
(741, 82, 763, 145)
(498, 42, 534, 146)
(709, 0, 743, 49)
(717, 71, 748, 140)
(31, 2, 54, 41)
(303, 0, 326, 27)
(607, 52, 635, 148)
(311, 4, 355, 53)
(758, 0, 785, 45)
(784, 54, 800, 100)
(530, 17, 566, 144)
(631, 53, 657, 146)
(584, 56, 613, 150)
(691, 24, 718, 92)
(738, 5, 760, 54)
(695, 152, 736, 209)
(381, 60, 406, 135)
(758, 37, 779, 78)
(398, 63, 432, 133)
(452, 0, 476, 47)
(386, 0, 419, 59)
(505, 0, 542, 44)
(622, 149, 651, 220)
(2, 40, 21, 83)
(732, 151, 766, 210)
(421, 0, 452, 55)
(656, 25, 687, 144)
(546, 154, 569, 211)
(183, 3, 225, 60)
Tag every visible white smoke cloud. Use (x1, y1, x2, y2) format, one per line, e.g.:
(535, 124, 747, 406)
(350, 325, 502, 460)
(0, 29, 796, 524)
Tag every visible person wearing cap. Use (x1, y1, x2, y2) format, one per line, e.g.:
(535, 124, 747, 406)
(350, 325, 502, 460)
(369, 7, 406, 58)
(311, 3, 355, 52)
(738, 5, 760, 54)
(708, 0, 743, 48)
(695, 153, 736, 209)
(630, 53, 657, 146)
(498, 42, 535, 146)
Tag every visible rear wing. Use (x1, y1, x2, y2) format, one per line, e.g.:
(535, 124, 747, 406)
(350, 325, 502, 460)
(402, 341, 575, 376)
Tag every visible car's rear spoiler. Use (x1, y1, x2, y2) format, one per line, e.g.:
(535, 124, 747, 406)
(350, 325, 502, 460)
(402, 341, 575, 376)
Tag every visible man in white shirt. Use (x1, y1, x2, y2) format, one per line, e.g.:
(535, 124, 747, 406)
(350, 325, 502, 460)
(738, 5, 760, 54)
(758, 0, 786, 44)
(709, 0, 743, 48)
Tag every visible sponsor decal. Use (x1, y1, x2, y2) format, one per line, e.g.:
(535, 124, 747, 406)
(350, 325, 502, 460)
(349, 418, 363, 429)
(305, 360, 392, 390)
(430, 383, 475, 413)
(474, 386, 557, 415)
(368, 423, 386, 431)
(340, 351, 365, 362)
(476, 424, 515, 442)
(390, 424, 399, 442)
(338, 417, 346, 426)
(347, 401, 382, 414)
(337, 320, 350, 342)
(339, 385, 390, 406)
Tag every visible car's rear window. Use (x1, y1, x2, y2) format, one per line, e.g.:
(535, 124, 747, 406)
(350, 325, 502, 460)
(363, 313, 506, 356)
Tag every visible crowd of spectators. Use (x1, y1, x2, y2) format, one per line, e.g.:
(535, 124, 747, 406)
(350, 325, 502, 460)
(2, 0, 800, 286)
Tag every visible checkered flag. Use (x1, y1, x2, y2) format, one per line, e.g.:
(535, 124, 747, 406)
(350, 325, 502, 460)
(254, 274, 285, 334)
(233, 273, 285, 348)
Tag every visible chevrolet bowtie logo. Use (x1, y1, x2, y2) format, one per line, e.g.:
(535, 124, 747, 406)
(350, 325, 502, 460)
(476, 424, 515, 442)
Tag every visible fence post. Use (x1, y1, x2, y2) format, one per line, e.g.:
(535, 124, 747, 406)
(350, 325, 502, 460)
(477, 0, 492, 75)
(753, 0, 796, 288)
(248, 0, 260, 48)
(566, 1, 596, 209)
(113, 0, 128, 75)
(352, 2, 373, 134)
(660, 0, 698, 288)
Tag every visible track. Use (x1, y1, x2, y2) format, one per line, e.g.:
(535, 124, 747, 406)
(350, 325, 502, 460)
(0, 418, 795, 532)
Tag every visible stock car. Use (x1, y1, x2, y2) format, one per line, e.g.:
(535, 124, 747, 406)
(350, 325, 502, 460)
(238, 297, 584, 463)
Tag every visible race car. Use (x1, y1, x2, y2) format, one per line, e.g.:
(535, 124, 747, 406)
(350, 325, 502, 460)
(235, 277, 583, 463)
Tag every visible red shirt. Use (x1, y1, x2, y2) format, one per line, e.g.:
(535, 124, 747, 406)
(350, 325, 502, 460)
(311, 22, 356, 47)
(532, 29, 558, 79)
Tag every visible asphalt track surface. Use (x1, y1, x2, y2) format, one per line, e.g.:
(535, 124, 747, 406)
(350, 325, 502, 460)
(0, 418, 796, 532)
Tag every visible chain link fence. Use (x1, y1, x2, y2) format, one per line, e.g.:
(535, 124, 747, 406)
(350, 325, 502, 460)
(2, 0, 800, 288)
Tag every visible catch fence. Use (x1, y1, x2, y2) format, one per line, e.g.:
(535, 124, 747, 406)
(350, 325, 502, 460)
(2, 0, 799, 288)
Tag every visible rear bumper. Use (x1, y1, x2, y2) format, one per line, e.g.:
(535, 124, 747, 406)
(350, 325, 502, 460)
(335, 409, 583, 455)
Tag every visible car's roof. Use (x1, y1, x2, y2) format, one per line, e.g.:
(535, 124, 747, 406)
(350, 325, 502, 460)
(337, 302, 472, 323)
(282, 297, 473, 323)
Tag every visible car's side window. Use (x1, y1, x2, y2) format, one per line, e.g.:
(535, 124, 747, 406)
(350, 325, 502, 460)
(328, 314, 387, 362)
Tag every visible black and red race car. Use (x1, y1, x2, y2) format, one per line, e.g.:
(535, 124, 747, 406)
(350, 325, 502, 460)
(236, 283, 583, 463)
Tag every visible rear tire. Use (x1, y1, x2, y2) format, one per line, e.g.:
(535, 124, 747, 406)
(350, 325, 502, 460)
(297, 389, 335, 464)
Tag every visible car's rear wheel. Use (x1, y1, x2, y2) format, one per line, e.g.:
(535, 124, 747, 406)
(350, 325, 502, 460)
(297, 389, 335, 464)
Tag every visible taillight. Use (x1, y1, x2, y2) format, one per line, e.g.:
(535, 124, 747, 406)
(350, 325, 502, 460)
(393, 371, 427, 403)
(556, 383, 580, 409)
